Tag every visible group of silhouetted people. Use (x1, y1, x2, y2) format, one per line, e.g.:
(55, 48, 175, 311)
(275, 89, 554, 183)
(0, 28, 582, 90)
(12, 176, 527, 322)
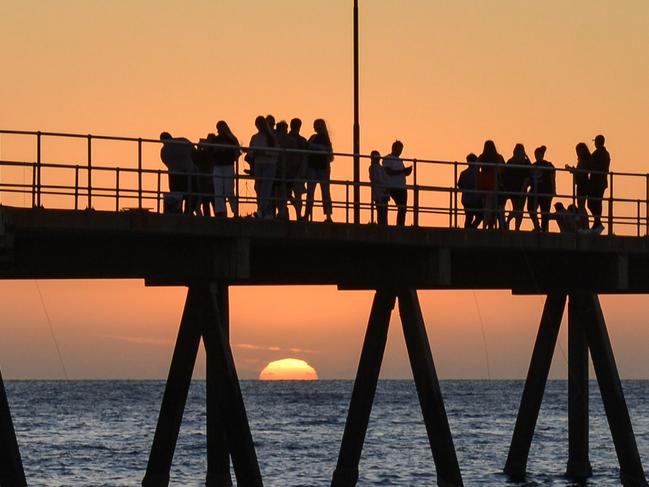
(159, 124, 611, 234)
(457, 135, 611, 234)
(160, 116, 337, 221)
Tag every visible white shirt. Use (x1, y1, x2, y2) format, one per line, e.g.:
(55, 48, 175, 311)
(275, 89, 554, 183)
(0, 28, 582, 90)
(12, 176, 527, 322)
(382, 154, 406, 188)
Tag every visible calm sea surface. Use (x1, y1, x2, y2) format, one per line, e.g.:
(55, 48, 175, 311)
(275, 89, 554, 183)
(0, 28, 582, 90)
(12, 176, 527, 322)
(5, 380, 649, 486)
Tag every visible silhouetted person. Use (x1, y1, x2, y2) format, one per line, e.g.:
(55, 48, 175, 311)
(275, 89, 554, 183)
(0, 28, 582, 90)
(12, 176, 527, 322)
(159, 132, 195, 214)
(304, 119, 334, 222)
(457, 153, 483, 228)
(266, 114, 276, 132)
(566, 142, 591, 215)
(527, 145, 556, 232)
(194, 134, 217, 216)
(504, 143, 532, 231)
(477, 140, 506, 229)
(369, 150, 388, 225)
(287, 118, 308, 219)
(588, 134, 610, 234)
(382, 140, 412, 226)
(212, 120, 240, 218)
(552, 202, 577, 233)
(248, 115, 277, 219)
(274, 121, 291, 220)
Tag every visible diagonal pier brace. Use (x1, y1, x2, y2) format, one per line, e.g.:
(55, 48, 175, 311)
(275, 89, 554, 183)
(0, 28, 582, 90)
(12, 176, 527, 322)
(0, 370, 27, 487)
(399, 289, 464, 487)
(331, 289, 396, 487)
(504, 293, 566, 479)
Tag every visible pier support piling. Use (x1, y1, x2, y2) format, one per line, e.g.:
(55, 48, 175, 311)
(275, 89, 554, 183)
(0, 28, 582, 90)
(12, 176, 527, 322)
(567, 293, 592, 479)
(0, 370, 27, 487)
(200, 283, 263, 487)
(505, 292, 647, 486)
(399, 289, 464, 487)
(143, 287, 203, 487)
(143, 283, 261, 487)
(504, 293, 566, 479)
(206, 283, 232, 487)
(331, 289, 396, 487)
(332, 288, 463, 487)
(583, 294, 648, 487)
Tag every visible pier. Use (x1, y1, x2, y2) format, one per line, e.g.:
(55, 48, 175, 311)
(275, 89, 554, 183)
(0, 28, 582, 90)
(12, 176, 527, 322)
(0, 130, 648, 486)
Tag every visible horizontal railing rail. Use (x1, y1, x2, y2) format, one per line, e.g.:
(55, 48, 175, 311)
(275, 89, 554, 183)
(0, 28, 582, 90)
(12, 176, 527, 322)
(0, 129, 646, 236)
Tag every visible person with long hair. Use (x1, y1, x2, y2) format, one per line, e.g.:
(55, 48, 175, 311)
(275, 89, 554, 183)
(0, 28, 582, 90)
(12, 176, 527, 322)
(566, 142, 591, 214)
(212, 120, 240, 217)
(304, 119, 334, 222)
(477, 140, 506, 229)
(247, 115, 277, 218)
(527, 145, 556, 232)
(504, 143, 532, 231)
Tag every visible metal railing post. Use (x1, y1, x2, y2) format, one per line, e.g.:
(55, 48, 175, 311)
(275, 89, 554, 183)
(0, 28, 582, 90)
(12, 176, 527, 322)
(608, 172, 614, 235)
(346, 182, 350, 224)
(645, 174, 649, 236)
(235, 156, 240, 217)
(87, 134, 92, 209)
(413, 158, 419, 227)
(453, 161, 458, 228)
(74, 165, 80, 210)
(637, 200, 641, 237)
(36, 131, 42, 207)
(116, 167, 120, 212)
(137, 138, 143, 209)
(157, 170, 161, 213)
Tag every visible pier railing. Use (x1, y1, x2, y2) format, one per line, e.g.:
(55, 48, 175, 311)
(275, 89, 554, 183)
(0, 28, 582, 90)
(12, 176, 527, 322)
(0, 129, 647, 236)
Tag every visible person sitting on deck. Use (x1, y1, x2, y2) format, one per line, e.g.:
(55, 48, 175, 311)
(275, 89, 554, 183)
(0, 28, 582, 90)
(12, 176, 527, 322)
(382, 140, 412, 226)
(369, 150, 389, 225)
(457, 153, 483, 228)
(159, 132, 195, 214)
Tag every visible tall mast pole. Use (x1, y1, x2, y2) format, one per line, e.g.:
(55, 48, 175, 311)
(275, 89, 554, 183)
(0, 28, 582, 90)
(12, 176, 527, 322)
(353, 0, 360, 224)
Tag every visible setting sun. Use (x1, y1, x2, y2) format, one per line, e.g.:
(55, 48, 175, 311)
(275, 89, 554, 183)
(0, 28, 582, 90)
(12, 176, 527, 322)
(259, 358, 319, 381)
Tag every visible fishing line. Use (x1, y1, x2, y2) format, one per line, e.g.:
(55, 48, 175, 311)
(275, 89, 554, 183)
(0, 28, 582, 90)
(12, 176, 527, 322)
(471, 291, 492, 380)
(34, 280, 69, 380)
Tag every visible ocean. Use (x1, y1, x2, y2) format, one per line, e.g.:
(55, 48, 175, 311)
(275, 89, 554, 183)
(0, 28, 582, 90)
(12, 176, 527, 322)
(5, 380, 649, 486)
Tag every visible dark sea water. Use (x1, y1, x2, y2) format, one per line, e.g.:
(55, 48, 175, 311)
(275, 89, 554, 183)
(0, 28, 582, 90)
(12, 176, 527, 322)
(5, 380, 649, 486)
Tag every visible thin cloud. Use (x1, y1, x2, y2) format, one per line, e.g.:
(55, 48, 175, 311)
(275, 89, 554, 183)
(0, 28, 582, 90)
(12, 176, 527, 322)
(234, 343, 319, 354)
(104, 335, 174, 346)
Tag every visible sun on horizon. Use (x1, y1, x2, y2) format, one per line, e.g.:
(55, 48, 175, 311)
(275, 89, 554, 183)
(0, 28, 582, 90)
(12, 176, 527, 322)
(259, 358, 319, 381)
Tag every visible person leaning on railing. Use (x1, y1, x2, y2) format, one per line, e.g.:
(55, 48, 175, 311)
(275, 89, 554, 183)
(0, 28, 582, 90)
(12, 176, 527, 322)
(287, 118, 308, 220)
(159, 132, 195, 214)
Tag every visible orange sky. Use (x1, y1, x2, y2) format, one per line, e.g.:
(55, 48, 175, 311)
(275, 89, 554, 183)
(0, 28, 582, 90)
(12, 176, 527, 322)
(1, 1, 649, 379)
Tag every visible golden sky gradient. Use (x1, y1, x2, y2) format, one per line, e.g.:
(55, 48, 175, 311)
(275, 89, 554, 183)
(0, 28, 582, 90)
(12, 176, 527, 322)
(1, 1, 649, 379)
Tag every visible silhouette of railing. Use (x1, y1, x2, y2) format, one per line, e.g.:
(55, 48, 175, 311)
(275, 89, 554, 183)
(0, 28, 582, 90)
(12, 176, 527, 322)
(0, 129, 647, 236)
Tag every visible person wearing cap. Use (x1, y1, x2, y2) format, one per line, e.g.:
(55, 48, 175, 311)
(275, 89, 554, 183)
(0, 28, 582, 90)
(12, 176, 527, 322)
(589, 134, 610, 234)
